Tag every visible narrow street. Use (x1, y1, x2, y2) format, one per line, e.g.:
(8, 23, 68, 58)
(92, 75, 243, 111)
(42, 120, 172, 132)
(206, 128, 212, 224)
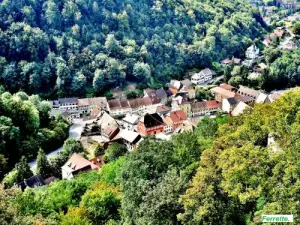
(29, 119, 83, 171)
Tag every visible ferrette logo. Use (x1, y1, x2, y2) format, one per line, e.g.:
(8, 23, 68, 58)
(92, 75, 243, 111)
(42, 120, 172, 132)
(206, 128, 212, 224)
(261, 215, 293, 223)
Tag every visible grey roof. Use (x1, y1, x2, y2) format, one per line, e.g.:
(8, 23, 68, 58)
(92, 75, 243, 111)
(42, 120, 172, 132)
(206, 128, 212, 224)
(18, 175, 45, 191)
(226, 97, 239, 105)
(238, 86, 261, 98)
(155, 88, 167, 99)
(201, 68, 216, 76)
(58, 98, 78, 105)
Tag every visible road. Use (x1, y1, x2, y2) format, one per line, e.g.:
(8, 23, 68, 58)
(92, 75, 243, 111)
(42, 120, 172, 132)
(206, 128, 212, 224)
(29, 119, 83, 171)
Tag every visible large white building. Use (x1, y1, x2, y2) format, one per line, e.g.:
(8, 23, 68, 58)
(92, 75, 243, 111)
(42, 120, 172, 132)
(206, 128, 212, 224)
(191, 68, 216, 85)
(246, 45, 260, 60)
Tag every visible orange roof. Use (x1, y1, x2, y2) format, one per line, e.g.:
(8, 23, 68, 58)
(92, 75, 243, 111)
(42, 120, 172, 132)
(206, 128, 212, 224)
(169, 87, 178, 95)
(206, 100, 221, 109)
(220, 83, 235, 91)
(169, 110, 187, 123)
(211, 87, 235, 98)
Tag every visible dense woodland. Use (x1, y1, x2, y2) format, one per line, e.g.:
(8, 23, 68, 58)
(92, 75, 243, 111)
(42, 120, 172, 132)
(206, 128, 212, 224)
(0, 0, 264, 97)
(0, 87, 69, 177)
(1, 89, 300, 225)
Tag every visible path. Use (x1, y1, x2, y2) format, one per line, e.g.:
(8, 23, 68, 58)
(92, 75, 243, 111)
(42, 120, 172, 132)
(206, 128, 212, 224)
(29, 119, 83, 171)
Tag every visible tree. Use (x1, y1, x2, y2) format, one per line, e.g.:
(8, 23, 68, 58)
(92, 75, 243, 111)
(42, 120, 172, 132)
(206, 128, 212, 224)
(120, 139, 177, 224)
(292, 23, 300, 35)
(105, 34, 122, 57)
(80, 182, 121, 224)
(93, 69, 106, 92)
(71, 72, 86, 96)
(60, 207, 91, 225)
(16, 156, 33, 183)
(104, 143, 127, 163)
(36, 149, 52, 179)
(133, 62, 151, 83)
(61, 139, 85, 157)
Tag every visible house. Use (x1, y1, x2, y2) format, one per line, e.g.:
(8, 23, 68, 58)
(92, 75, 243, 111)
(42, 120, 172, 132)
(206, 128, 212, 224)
(180, 86, 196, 99)
(156, 105, 171, 116)
(256, 93, 270, 104)
(231, 102, 250, 116)
(221, 57, 241, 66)
(163, 117, 173, 134)
(168, 110, 188, 131)
(191, 68, 216, 85)
(220, 83, 235, 92)
(246, 45, 260, 60)
(282, 40, 297, 50)
(107, 99, 132, 117)
(278, 0, 297, 9)
(210, 86, 236, 102)
(263, 35, 271, 46)
(171, 95, 192, 117)
(168, 80, 182, 95)
(55, 98, 78, 111)
(222, 97, 240, 113)
(272, 28, 285, 38)
(62, 153, 99, 180)
(235, 95, 255, 104)
(18, 175, 46, 191)
(191, 100, 221, 117)
(256, 92, 281, 104)
(122, 113, 139, 131)
(144, 88, 168, 104)
(77, 97, 108, 114)
(119, 129, 141, 150)
(221, 59, 232, 66)
(237, 86, 261, 100)
(128, 97, 152, 114)
(137, 113, 165, 136)
(102, 125, 120, 141)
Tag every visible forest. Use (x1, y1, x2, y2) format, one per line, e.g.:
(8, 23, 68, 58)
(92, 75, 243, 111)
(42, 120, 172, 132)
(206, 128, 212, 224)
(0, 0, 264, 97)
(1, 89, 300, 225)
(0, 86, 69, 178)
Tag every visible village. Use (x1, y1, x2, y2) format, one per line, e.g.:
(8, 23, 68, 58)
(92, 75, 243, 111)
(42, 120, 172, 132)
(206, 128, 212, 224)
(21, 0, 300, 186)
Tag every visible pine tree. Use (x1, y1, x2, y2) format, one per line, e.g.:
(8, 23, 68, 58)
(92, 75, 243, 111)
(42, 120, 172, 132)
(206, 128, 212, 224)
(16, 156, 33, 183)
(36, 149, 52, 179)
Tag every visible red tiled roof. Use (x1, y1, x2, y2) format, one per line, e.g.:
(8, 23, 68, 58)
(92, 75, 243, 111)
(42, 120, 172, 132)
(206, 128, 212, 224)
(169, 110, 187, 123)
(206, 100, 221, 109)
(108, 99, 121, 110)
(63, 153, 99, 172)
(211, 87, 235, 98)
(220, 83, 235, 91)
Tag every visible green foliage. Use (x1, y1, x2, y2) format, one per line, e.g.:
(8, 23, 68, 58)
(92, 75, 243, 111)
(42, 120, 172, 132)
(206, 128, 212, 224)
(292, 23, 300, 35)
(14, 171, 100, 217)
(36, 149, 52, 179)
(94, 144, 105, 157)
(99, 157, 125, 185)
(0, 91, 69, 174)
(180, 90, 300, 224)
(16, 157, 33, 183)
(0, 0, 263, 96)
(80, 182, 121, 224)
(104, 143, 127, 163)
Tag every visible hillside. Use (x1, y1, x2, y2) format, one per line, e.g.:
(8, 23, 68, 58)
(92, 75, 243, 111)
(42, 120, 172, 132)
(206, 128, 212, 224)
(0, 0, 264, 97)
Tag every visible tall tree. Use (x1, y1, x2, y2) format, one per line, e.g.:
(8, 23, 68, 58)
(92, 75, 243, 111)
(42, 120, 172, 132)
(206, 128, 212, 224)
(36, 149, 52, 179)
(16, 156, 33, 183)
